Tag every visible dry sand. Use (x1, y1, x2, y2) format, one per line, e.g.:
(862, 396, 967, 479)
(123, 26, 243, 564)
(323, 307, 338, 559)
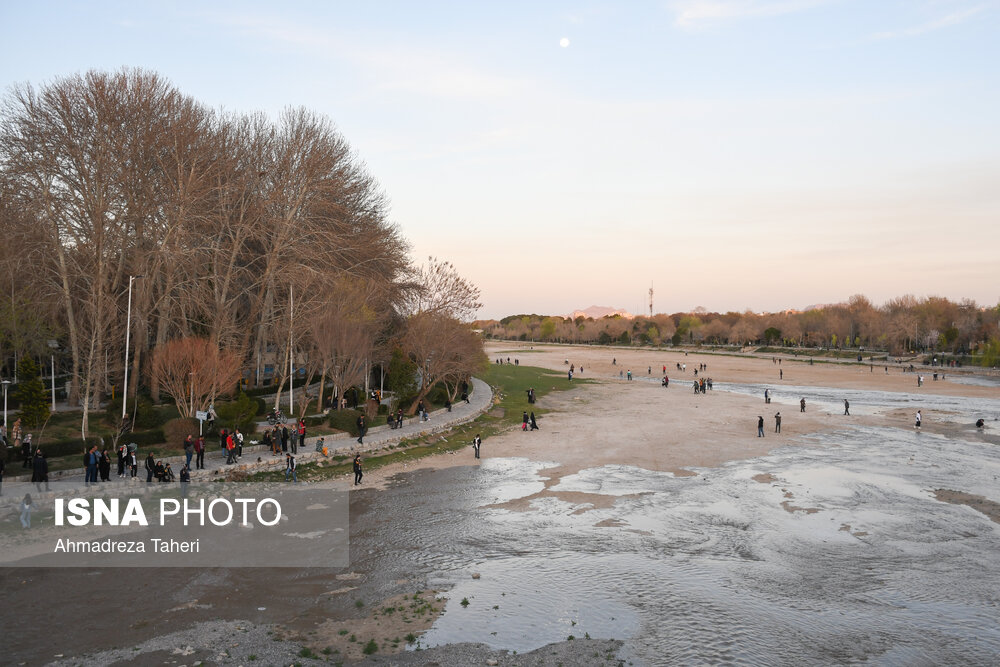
(363, 342, 997, 512)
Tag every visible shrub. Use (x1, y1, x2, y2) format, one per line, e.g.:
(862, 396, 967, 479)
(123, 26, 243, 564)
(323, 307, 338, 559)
(105, 394, 161, 429)
(214, 393, 258, 433)
(328, 409, 363, 435)
(13, 357, 49, 427)
(122, 428, 166, 448)
(163, 417, 200, 447)
(303, 414, 326, 428)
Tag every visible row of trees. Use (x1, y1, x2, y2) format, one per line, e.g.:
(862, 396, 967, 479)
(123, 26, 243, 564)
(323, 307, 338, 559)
(480, 295, 1000, 360)
(0, 69, 486, 437)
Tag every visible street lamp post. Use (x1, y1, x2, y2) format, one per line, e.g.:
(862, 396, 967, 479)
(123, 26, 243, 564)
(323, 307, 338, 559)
(2, 379, 10, 429)
(122, 274, 143, 422)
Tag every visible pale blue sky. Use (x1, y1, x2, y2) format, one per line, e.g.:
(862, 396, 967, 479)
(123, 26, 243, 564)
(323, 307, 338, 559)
(2, 1, 998, 318)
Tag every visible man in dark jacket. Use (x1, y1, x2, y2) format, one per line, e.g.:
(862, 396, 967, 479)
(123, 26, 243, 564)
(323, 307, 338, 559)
(353, 455, 363, 485)
(145, 452, 156, 482)
(85, 445, 99, 485)
(32, 450, 49, 492)
(356, 415, 366, 445)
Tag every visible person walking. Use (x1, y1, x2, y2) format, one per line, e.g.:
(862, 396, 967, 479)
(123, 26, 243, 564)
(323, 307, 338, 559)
(195, 436, 205, 469)
(915, 410, 922, 428)
(522, 411, 529, 431)
(183, 435, 194, 470)
(85, 445, 99, 485)
(353, 455, 363, 485)
(19, 493, 33, 528)
(757, 416, 765, 438)
(356, 415, 366, 444)
(12, 418, 23, 455)
(530, 412, 539, 430)
(800, 398, 806, 413)
(779, 369, 783, 380)
(843, 399, 850, 415)
(99, 449, 111, 482)
(285, 453, 297, 482)
(32, 449, 48, 492)
(472, 434, 481, 459)
(765, 389, 770, 404)
(774, 412, 782, 433)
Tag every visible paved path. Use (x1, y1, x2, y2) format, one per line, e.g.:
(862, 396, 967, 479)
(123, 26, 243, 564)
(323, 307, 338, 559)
(6, 377, 492, 489)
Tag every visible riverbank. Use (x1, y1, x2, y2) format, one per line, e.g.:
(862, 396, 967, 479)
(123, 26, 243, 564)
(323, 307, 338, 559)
(4, 343, 998, 665)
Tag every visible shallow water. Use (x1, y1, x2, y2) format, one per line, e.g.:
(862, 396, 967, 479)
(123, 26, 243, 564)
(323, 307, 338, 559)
(350, 384, 1000, 665)
(717, 380, 1000, 423)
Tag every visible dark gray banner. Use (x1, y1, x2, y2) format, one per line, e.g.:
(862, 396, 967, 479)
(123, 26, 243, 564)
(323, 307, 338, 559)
(1, 482, 349, 567)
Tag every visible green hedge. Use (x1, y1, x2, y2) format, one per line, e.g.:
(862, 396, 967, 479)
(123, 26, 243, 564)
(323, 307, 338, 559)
(328, 409, 364, 436)
(303, 414, 327, 428)
(12, 427, 168, 462)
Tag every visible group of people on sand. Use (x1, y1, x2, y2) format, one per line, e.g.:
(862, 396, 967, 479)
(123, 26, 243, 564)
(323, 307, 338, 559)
(522, 411, 539, 431)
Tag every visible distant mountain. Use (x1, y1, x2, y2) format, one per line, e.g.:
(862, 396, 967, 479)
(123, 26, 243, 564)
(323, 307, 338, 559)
(566, 305, 634, 320)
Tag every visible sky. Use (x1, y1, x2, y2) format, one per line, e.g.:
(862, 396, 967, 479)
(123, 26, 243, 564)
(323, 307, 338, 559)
(2, 0, 998, 319)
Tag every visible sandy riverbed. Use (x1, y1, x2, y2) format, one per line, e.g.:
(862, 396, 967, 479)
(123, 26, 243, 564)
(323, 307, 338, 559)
(361, 342, 997, 506)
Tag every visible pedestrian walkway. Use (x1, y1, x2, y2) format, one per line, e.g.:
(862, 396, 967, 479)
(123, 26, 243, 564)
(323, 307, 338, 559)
(7, 377, 492, 489)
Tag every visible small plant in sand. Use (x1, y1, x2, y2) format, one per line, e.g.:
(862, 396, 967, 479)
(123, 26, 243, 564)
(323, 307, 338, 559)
(362, 638, 378, 655)
(460, 597, 470, 607)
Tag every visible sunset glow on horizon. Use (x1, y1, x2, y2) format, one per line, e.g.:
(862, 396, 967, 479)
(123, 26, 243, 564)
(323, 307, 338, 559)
(3, 1, 997, 319)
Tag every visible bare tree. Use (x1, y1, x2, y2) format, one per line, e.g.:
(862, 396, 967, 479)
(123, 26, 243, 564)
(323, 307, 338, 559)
(150, 337, 243, 417)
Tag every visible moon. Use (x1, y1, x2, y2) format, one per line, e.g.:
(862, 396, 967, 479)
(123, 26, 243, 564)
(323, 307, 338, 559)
(559, 37, 570, 48)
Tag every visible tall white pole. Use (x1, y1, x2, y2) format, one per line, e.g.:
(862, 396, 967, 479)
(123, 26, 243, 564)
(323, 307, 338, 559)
(288, 284, 294, 416)
(122, 274, 142, 421)
(122, 275, 134, 421)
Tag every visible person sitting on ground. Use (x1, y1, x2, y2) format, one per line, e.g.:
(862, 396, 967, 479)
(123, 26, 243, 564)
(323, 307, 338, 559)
(154, 460, 165, 481)
(976, 418, 985, 429)
(162, 463, 175, 482)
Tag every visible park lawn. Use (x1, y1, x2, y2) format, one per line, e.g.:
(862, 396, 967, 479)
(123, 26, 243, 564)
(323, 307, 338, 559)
(249, 364, 583, 482)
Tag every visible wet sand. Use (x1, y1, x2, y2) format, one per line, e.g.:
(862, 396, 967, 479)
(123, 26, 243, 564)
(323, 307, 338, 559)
(366, 342, 998, 510)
